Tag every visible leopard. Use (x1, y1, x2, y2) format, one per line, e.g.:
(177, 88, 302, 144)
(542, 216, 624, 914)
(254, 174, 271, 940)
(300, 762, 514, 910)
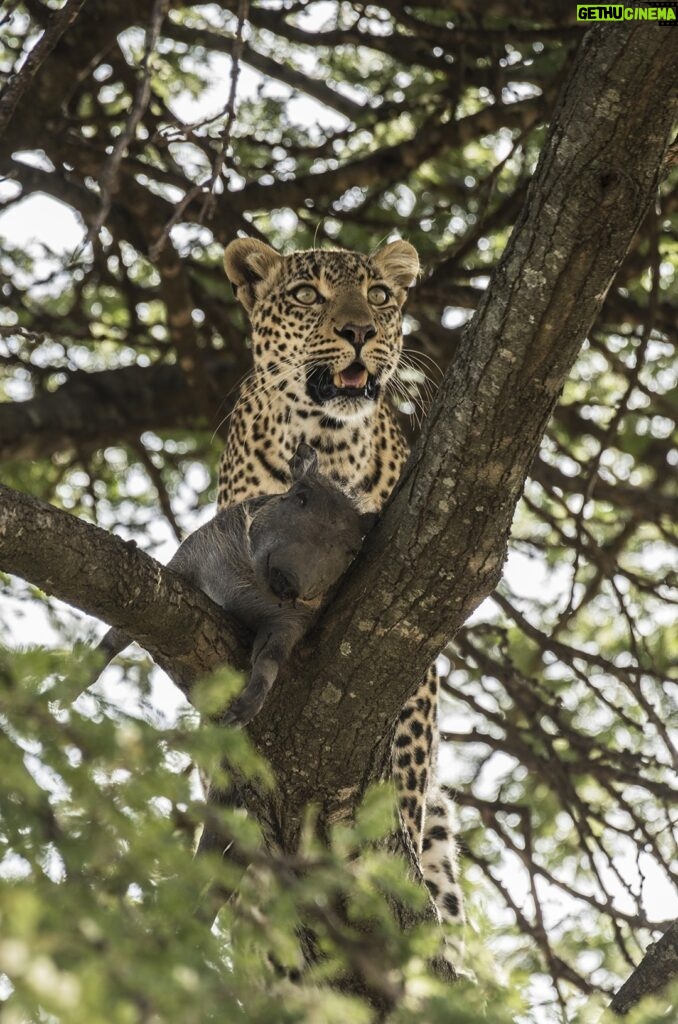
(217, 236, 464, 949)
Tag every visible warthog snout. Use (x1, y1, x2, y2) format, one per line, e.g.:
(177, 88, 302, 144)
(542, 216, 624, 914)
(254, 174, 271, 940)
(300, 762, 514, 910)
(268, 565, 299, 602)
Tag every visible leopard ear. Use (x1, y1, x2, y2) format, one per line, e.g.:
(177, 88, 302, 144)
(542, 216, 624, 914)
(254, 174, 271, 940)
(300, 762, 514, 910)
(224, 237, 283, 313)
(371, 239, 420, 301)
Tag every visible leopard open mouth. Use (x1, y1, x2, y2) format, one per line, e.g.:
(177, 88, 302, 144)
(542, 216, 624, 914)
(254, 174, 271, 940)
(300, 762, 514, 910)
(306, 362, 380, 404)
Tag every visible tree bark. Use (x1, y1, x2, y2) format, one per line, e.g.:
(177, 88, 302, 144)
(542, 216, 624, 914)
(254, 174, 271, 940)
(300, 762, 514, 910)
(1, 18, 676, 888)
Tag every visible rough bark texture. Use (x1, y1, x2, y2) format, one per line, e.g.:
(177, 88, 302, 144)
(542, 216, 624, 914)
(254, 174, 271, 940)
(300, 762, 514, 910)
(1, 0, 676, 1010)
(610, 922, 678, 1015)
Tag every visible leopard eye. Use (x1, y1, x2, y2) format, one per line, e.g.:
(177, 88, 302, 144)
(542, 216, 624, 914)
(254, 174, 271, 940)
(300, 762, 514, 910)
(291, 284, 321, 305)
(368, 284, 391, 306)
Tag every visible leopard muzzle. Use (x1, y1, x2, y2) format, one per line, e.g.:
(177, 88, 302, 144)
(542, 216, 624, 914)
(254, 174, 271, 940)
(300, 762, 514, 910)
(306, 361, 380, 404)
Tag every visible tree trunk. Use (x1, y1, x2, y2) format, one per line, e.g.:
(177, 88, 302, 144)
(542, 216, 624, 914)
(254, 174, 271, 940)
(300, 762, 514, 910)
(240, 24, 678, 852)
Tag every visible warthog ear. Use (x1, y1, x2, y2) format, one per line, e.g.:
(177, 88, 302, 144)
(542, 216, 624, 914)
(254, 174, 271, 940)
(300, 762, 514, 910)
(371, 239, 420, 300)
(290, 442, 319, 481)
(223, 237, 283, 313)
(359, 512, 378, 535)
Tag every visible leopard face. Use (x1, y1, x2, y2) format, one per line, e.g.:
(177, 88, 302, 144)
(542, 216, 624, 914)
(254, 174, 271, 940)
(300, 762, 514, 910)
(224, 239, 419, 426)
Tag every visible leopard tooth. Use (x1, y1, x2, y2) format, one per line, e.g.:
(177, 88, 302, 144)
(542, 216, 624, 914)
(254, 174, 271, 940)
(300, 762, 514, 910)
(333, 372, 343, 388)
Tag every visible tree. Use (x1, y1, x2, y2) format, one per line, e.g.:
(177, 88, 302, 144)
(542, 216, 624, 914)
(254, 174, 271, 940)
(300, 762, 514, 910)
(0, 3, 676, 1021)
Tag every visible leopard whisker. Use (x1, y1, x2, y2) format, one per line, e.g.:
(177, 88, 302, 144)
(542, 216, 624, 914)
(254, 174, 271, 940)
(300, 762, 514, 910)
(401, 346, 444, 378)
(393, 367, 431, 421)
(398, 353, 440, 409)
(386, 376, 426, 429)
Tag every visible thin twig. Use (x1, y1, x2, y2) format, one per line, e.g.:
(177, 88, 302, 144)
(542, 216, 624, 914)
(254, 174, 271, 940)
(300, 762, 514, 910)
(133, 438, 183, 543)
(83, 0, 169, 249)
(0, 0, 23, 30)
(199, 0, 249, 221)
(148, 0, 249, 260)
(557, 203, 660, 628)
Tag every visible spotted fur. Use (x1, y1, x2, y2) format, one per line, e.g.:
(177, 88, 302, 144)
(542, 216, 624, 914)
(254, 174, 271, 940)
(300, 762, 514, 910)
(218, 237, 464, 943)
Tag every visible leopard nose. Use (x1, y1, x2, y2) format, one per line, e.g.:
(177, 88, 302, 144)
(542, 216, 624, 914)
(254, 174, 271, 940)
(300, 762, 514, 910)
(335, 323, 376, 354)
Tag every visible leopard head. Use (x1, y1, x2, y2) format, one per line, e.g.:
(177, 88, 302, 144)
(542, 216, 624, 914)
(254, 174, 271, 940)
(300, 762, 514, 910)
(224, 237, 419, 424)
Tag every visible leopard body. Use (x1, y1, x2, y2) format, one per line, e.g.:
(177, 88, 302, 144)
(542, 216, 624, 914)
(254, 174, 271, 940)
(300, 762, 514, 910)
(218, 237, 463, 940)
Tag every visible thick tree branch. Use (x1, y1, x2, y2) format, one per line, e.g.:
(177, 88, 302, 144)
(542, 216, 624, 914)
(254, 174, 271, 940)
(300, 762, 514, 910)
(610, 922, 678, 1015)
(2, 0, 675, 1010)
(0, 483, 246, 696)
(231, 96, 544, 213)
(0, 355, 242, 461)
